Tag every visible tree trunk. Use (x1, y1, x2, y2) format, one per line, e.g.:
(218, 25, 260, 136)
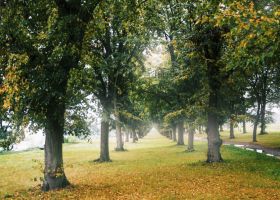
(169, 130, 172, 140)
(198, 125, 203, 134)
(132, 128, 137, 143)
(114, 102, 124, 151)
(206, 67, 223, 162)
(115, 125, 124, 151)
(259, 100, 267, 135)
(177, 121, 184, 145)
(242, 120, 247, 134)
(260, 68, 268, 135)
(125, 130, 129, 142)
(253, 100, 261, 142)
(187, 125, 194, 152)
(204, 27, 223, 163)
(207, 109, 223, 162)
(172, 125, 177, 142)
(42, 101, 69, 191)
(219, 125, 224, 132)
(98, 110, 111, 162)
(229, 118, 235, 139)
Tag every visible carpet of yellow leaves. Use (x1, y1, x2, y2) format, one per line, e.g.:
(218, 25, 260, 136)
(1, 131, 280, 199)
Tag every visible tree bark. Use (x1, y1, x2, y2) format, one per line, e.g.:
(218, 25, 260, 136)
(253, 100, 261, 142)
(97, 109, 111, 162)
(42, 100, 69, 191)
(177, 121, 184, 145)
(187, 125, 194, 152)
(229, 118, 235, 139)
(172, 125, 177, 142)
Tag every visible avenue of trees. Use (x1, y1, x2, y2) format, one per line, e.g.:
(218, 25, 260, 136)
(0, 0, 279, 191)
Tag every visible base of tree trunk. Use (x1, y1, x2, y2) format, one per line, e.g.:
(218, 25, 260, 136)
(186, 148, 195, 152)
(93, 158, 112, 163)
(206, 158, 223, 163)
(229, 136, 235, 139)
(177, 142, 184, 146)
(115, 147, 125, 151)
(42, 175, 70, 191)
(259, 132, 268, 135)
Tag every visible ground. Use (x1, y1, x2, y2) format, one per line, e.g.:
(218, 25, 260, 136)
(220, 131, 280, 149)
(1, 130, 280, 199)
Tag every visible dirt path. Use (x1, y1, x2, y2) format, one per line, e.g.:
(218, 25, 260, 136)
(223, 141, 280, 158)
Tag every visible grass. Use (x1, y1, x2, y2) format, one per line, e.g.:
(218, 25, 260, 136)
(220, 130, 280, 148)
(1, 131, 280, 199)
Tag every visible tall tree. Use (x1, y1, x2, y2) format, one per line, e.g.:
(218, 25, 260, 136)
(83, 0, 150, 161)
(0, 0, 101, 190)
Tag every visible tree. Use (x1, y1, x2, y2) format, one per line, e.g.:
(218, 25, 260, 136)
(216, 0, 280, 141)
(0, 0, 101, 190)
(83, 0, 150, 161)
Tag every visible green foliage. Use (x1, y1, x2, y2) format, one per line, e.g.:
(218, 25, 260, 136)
(0, 127, 24, 151)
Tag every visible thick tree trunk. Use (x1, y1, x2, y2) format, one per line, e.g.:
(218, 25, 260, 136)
(98, 110, 111, 162)
(229, 118, 235, 139)
(243, 120, 247, 134)
(206, 68, 223, 162)
(172, 125, 177, 142)
(204, 27, 223, 163)
(253, 100, 261, 142)
(187, 125, 194, 152)
(207, 110, 223, 162)
(42, 101, 69, 191)
(177, 121, 184, 145)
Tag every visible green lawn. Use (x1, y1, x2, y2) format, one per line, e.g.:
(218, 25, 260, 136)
(220, 130, 280, 148)
(1, 131, 280, 199)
